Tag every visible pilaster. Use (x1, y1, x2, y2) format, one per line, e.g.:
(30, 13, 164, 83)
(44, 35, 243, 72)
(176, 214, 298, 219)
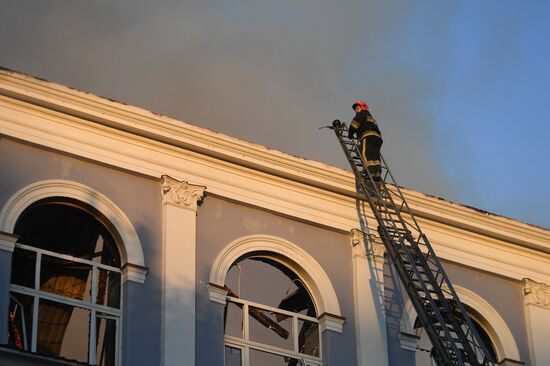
(523, 278, 550, 366)
(350, 229, 388, 366)
(160, 175, 205, 366)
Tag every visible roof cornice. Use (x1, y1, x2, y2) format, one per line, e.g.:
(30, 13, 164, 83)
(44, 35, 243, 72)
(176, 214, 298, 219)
(1, 69, 548, 257)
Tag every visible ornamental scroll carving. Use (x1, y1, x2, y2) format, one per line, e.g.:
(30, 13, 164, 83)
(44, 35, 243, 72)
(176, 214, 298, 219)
(350, 229, 367, 256)
(523, 278, 550, 308)
(350, 228, 385, 259)
(160, 175, 206, 211)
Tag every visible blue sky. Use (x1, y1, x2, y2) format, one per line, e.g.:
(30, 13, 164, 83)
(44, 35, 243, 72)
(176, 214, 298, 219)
(1, 0, 549, 228)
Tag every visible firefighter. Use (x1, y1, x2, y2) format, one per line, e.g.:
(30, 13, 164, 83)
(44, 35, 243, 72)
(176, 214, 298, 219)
(348, 100, 383, 180)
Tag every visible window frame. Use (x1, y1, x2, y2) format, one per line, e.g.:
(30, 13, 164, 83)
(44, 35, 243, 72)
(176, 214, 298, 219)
(400, 285, 522, 363)
(224, 295, 322, 366)
(9, 242, 123, 366)
(210, 235, 345, 365)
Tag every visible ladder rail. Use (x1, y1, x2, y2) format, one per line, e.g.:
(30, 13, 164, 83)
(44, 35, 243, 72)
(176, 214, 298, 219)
(384, 232, 465, 365)
(417, 233, 493, 362)
(379, 154, 425, 233)
(381, 157, 494, 364)
(330, 122, 495, 365)
(338, 126, 465, 361)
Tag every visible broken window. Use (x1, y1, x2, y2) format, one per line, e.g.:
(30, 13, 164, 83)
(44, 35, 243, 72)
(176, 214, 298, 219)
(223, 256, 321, 366)
(413, 308, 498, 364)
(8, 199, 121, 366)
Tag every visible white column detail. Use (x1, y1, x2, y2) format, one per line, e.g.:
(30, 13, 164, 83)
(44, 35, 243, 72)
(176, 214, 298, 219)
(161, 175, 205, 366)
(523, 278, 550, 366)
(351, 229, 389, 366)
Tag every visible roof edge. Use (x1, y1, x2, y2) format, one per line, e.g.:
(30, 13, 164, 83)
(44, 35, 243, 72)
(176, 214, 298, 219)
(1, 68, 548, 251)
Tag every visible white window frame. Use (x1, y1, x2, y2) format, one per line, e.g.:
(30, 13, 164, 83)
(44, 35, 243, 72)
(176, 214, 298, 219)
(224, 296, 322, 366)
(9, 242, 122, 366)
(399, 285, 522, 363)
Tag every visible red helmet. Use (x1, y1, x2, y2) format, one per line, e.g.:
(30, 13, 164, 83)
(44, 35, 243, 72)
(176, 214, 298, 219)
(352, 100, 369, 111)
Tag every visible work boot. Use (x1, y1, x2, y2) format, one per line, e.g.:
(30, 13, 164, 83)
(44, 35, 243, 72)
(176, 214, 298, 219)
(372, 168, 382, 181)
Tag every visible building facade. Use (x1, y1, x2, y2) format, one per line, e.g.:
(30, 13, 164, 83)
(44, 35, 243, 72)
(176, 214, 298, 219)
(0, 69, 549, 365)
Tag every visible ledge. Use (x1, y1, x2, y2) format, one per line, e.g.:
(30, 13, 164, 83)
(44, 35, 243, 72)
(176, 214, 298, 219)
(0, 231, 18, 253)
(318, 312, 345, 333)
(0, 346, 85, 366)
(121, 262, 148, 284)
(1, 69, 549, 282)
(207, 283, 230, 305)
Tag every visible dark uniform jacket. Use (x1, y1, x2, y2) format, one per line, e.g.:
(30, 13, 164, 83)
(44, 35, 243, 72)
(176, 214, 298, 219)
(348, 110, 382, 140)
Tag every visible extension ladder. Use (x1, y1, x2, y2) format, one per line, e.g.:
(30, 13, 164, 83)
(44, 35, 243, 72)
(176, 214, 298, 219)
(330, 120, 495, 366)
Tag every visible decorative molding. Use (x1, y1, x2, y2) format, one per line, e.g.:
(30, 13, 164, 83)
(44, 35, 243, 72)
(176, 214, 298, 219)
(0, 231, 18, 252)
(2, 69, 548, 246)
(372, 243, 386, 258)
(350, 228, 386, 260)
(423, 223, 550, 285)
(523, 278, 550, 308)
(209, 234, 342, 320)
(318, 312, 345, 333)
(207, 283, 230, 305)
(160, 175, 205, 211)
(369, 234, 386, 260)
(399, 332, 421, 352)
(0, 180, 146, 281)
(121, 263, 148, 284)
(350, 228, 364, 246)
(1, 70, 550, 285)
(350, 229, 367, 257)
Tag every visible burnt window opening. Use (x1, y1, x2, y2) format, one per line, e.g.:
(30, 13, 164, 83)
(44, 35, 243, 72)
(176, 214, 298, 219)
(14, 198, 121, 266)
(8, 199, 121, 366)
(223, 256, 321, 366)
(471, 319, 497, 362)
(413, 308, 497, 363)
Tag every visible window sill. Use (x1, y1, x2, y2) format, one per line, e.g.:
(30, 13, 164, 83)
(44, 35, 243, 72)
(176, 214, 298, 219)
(0, 346, 90, 366)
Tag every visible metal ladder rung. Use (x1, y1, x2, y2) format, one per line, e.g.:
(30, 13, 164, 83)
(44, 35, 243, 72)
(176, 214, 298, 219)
(331, 123, 495, 366)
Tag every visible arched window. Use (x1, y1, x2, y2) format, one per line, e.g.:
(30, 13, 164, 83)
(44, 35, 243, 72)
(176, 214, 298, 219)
(400, 285, 521, 364)
(8, 198, 122, 366)
(223, 256, 321, 366)
(412, 306, 497, 365)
